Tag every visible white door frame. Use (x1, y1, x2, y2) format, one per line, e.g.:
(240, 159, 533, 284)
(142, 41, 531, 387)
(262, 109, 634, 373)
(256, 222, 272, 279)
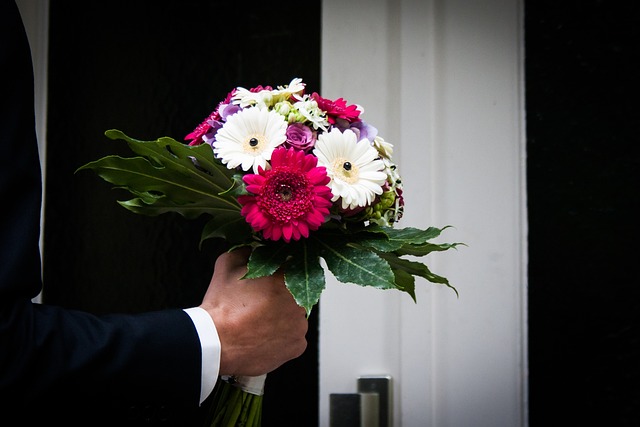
(16, 0, 50, 304)
(319, 1, 527, 426)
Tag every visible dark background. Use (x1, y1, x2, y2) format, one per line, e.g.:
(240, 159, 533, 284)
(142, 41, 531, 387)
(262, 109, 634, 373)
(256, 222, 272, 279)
(526, 1, 638, 426)
(44, 1, 320, 425)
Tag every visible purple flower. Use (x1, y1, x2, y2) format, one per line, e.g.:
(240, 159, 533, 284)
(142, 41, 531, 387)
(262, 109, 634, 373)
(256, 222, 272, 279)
(334, 119, 378, 142)
(219, 103, 241, 120)
(284, 123, 317, 152)
(201, 105, 241, 147)
(202, 119, 224, 146)
(352, 121, 378, 142)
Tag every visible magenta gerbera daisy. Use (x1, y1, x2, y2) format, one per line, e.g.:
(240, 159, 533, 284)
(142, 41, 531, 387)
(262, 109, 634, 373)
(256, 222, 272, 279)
(311, 92, 362, 124)
(238, 147, 333, 242)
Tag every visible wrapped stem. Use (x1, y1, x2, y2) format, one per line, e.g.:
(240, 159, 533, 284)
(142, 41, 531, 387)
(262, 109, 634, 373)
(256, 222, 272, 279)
(207, 375, 266, 427)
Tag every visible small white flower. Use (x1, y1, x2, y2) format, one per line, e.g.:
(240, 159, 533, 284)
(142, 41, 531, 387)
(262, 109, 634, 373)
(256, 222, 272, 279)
(373, 135, 394, 159)
(313, 128, 387, 210)
(232, 78, 306, 109)
(213, 107, 287, 173)
(382, 157, 401, 186)
(232, 87, 274, 109)
(275, 78, 306, 100)
(293, 96, 329, 131)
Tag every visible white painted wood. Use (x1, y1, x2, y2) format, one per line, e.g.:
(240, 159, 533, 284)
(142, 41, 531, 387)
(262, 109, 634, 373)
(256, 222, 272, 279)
(16, 0, 49, 304)
(16, 0, 48, 175)
(320, 1, 527, 426)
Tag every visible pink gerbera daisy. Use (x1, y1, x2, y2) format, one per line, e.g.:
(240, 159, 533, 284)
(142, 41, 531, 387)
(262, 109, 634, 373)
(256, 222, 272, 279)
(311, 92, 362, 124)
(238, 147, 333, 242)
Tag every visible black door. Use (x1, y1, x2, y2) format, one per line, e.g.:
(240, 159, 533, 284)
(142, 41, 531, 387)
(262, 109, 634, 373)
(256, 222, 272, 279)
(44, 2, 320, 425)
(526, 1, 639, 425)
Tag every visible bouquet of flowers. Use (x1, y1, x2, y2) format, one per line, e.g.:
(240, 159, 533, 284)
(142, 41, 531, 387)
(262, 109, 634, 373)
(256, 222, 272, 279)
(79, 78, 460, 426)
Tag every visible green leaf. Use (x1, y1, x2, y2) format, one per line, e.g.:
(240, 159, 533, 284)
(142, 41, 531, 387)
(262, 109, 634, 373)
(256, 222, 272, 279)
(107, 130, 238, 193)
(244, 242, 291, 279)
(384, 226, 450, 243)
(377, 251, 459, 297)
(106, 129, 236, 192)
(395, 242, 463, 257)
(314, 236, 396, 290)
(116, 194, 238, 218)
(349, 232, 400, 252)
(200, 213, 252, 246)
(391, 268, 417, 302)
(284, 241, 326, 316)
(113, 186, 165, 206)
(76, 130, 241, 219)
(355, 225, 451, 252)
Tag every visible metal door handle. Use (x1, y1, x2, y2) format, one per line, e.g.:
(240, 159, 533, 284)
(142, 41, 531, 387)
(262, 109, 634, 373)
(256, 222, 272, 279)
(329, 375, 392, 427)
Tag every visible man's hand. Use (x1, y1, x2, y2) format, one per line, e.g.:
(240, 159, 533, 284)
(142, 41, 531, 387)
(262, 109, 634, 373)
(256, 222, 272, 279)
(199, 248, 308, 376)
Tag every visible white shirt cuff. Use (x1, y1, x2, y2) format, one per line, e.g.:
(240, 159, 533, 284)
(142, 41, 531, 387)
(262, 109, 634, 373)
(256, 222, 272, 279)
(183, 307, 221, 405)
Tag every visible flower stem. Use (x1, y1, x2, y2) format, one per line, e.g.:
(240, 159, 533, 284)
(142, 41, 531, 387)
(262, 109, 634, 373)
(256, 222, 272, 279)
(207, 376, 265, 427)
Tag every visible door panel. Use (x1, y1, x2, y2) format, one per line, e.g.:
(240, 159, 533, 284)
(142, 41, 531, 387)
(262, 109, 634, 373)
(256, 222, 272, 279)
(320, 1, 526, 426)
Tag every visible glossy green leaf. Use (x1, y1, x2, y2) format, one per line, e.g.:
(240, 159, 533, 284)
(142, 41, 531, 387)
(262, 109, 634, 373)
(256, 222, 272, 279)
(391, 268, 417, 301)
(314, 237, 396, 290)
(284, 241, 325, 316)
(107, 129, 236, 191)
(244, 242, 291, 279)
(77, 131, 241, 219)
(377, 251, 459, 296)
(395, 241, 463, 257)
(200, 213, 252, 246)
(355, 225, 450, 252)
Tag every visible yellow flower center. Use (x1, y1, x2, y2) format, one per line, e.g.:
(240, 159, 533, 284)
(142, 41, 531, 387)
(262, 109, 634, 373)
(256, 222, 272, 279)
(243, 133, 267, 153)
(331, 157, 359, 183)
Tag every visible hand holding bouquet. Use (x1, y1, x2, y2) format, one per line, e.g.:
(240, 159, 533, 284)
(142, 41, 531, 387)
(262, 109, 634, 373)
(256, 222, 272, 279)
(79, 78, 461, 426)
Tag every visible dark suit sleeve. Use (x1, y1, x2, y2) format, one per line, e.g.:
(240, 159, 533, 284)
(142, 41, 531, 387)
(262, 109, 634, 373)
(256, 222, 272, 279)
(0, 0, 203, 416)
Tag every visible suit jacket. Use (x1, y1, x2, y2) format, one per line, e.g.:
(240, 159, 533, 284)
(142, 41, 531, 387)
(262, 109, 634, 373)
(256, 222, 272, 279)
(0, 2, 206, 424)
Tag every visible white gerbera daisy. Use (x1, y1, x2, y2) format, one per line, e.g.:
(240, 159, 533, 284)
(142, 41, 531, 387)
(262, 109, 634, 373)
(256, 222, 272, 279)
(313, 128, 387, 210)
(213, 107, 287, 173)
